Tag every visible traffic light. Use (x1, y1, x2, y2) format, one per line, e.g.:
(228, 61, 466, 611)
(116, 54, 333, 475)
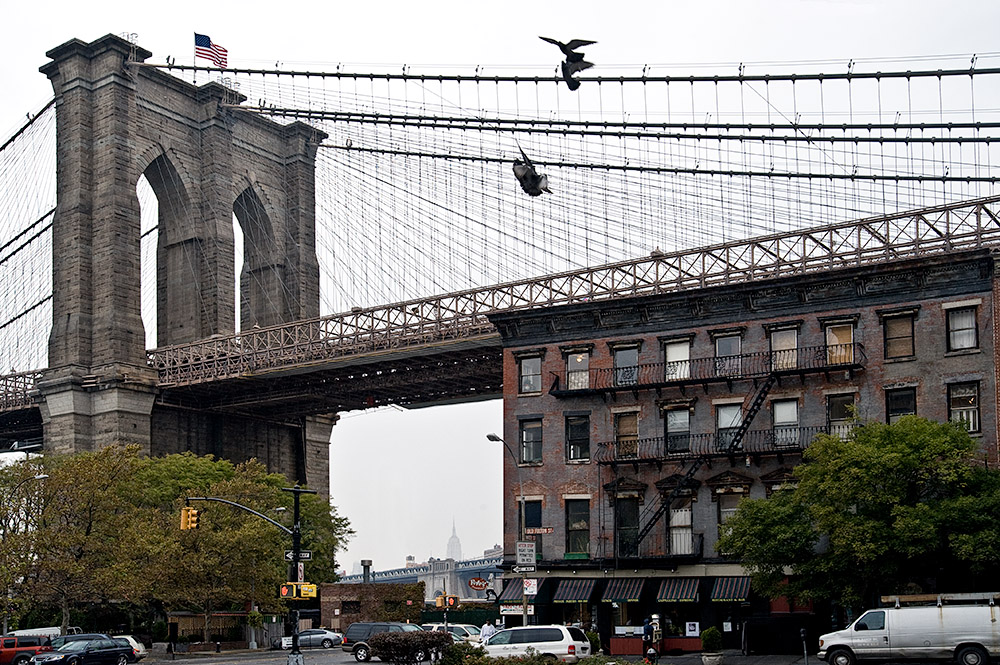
(179, 506, 191, 530)
(280, 583, 298, 599)
(188, 508, 200, 529)
(446, 595, 459, 608)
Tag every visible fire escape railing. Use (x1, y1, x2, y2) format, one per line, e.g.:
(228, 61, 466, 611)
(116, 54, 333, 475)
(551, 343, 865, 394)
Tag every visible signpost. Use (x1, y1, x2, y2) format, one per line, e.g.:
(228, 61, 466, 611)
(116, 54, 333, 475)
(515, 541, 535, 626)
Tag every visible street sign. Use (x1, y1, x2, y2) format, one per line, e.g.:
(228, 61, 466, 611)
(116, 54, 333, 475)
(512, 565, 536, 574)
(284, 550, 313, 561)
(515, 540, 535, 565)
(500, 604, 535, 615)
(523, 579, 538, 595)
(524, 527, 554, 535)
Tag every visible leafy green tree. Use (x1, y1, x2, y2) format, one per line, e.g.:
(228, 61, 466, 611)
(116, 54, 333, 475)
(0, 460, 48, 631)
(717, 416, 1000, 610)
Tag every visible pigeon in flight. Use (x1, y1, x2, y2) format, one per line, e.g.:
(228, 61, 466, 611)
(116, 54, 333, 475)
(512, 145, 551, 197)
(539, 37, 596, 62)
(540, 37, 597, 90)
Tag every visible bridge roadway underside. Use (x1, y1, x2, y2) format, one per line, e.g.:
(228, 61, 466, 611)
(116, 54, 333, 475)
(157, 338, 504, 418)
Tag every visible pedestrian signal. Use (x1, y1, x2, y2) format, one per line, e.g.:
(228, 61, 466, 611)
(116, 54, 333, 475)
(435, 595, 445, 608)
(280, 583, 298, 598)
(446, 595, 459, 608)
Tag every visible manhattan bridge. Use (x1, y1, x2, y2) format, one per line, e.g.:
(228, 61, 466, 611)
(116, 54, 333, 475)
(1, 34, 999, 494)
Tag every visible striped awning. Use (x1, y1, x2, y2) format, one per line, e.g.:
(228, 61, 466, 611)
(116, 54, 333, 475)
(602, 577, 644, 603)
(711, 576, 751, 602)
(498, 579, 543, 603)
(553, 578, 597, 603)
(657, 577, 699, 602)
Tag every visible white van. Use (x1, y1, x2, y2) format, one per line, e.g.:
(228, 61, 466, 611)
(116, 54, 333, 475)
(483, 625, 590, 663)
(6, 628, 82, 640)
(818, 604, 1000, 665)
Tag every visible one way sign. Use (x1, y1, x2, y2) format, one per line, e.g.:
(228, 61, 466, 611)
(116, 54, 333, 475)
(284, 550, 313, 562)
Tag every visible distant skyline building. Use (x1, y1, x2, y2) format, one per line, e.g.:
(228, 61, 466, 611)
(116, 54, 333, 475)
(446, 519, 462, 561)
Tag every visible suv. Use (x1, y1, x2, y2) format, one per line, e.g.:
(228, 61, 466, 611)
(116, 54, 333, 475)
(482, 625, 590, 663)
(341, 622, 423, 662)
(0, 636, 52, 665)
(421, 624, 482, 643)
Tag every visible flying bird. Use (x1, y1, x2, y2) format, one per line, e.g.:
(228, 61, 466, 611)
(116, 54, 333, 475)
(512, 145, 551, 197)
(561, 60, 594, 91)
(540, 37, 597, 90)
(539, 37, 597, 63)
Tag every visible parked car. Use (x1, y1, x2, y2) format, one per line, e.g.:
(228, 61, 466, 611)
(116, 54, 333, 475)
(110, 637, 144, 662)
(29, 639, 133, 665)
(341, 622, 423, 662)
(482, 625, 590, 663)
(421, 624, 482, 643)
(270, 629, 343, 650)
(45, 637, 110, 651)
(6, 630, 81, 642)
(0, 636, 53, 665)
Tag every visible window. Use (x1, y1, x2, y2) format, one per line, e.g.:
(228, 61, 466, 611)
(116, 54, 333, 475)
(828, 394, 855, 438)
(664, 340, 691, 380)
(565, 415, 590, 461)
(566, 352, 589, 390)
(770, 328, 798, 371)
(718, 493, 743, 527)
(772, 399, 799, 448)
(857, 611, 885, 631)
(883, 315, 915, 359)
(565, 499, 590, 555)
(615, 497, 639, 557)
(614, 346, 639, 386)
(886, 387, 916, 424)
(665, 409, 690, 452)
(669, 498, 693, 555)
(716, 404, 742, 451)
(715, 335, 741, 376)
(519, 356, 542, 393)
(615, 412, 638, 458)
(826, 324, 854, 364)
(521, 500, 543, 559)
(949, 382, 980, 433)
(520, 419, 542, 463)
(947, 307, 978, 351)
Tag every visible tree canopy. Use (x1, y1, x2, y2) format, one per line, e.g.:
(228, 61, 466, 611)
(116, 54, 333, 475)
(716, 416, 1000, 610)
(1, 446, 352, 636)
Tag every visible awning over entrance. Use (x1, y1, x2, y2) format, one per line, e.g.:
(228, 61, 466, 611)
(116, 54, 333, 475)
(553, 578, 597, 603)
(657, 577, 699, 602)
(711, 576, 751, 602)
(601, 577, 643, 603)
(498, 579, 544, 603)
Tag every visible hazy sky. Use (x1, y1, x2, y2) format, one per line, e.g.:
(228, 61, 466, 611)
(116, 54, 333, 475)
(3, 0, 999, 573)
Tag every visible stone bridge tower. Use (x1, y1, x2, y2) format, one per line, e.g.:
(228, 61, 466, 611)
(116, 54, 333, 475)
(36, 34, 331, 495)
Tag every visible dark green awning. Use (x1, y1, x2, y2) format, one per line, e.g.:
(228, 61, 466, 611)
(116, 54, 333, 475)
(711, 576, 751, 602)
(553, 578, 597, 603)
(601, 577, 643, 603)
(657, 577, 699, 602)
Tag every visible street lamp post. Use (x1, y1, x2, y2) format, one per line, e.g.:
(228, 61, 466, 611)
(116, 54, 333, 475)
(281, 485, 316, 665)
(487, 433, 528, 626)
(2, 473, 47, 634)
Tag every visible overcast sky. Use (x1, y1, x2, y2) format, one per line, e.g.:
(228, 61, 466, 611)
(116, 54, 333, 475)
(3, 0, 999, 574)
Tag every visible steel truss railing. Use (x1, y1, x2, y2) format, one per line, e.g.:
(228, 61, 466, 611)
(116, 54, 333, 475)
(149, 196, 1000, 387)
(0, 371, 43, 411)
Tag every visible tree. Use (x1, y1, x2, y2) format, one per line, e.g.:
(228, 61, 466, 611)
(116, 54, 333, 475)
(717, 416, 1000, 611)
(0, 460, 47, 631)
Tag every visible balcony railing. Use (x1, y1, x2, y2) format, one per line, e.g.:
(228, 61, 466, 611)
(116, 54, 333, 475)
(595, 425, 841, 464)
(610, 532, 705, 562)
(550, 342, 865, 394)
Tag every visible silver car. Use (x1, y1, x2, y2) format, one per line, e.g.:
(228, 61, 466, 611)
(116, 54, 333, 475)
(272, 629, 343, 649)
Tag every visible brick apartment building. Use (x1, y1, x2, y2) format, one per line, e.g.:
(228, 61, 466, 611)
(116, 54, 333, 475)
(485, 237, 998, 651)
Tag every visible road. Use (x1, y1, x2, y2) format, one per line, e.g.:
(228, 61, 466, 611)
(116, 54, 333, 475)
(148, 647, 361, 665)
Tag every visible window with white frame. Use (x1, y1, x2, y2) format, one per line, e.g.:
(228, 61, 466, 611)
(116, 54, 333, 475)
(828, 394, 855, 438)
(664, 340, 691, 380)
(770, 328, 798, 371)
(669, 497, 693, 555)
(665, 408, 690, 452)
(772, 399, 799, 448)
(519, 356, 542, 393)
(717, 493, 744, 529)
(947, 307, 978, 351)
(566, 351, 590, 390)
(520, 419, 543, 463)
(715, 335, 741, 377)
(565, 415, 590, 461)
(716, 403, 742, 451)
(825, 323, 854, 365)
(948, 382, 980, 433)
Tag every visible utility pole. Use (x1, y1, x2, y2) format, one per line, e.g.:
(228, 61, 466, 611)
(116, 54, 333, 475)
(283, 485, 316, 665)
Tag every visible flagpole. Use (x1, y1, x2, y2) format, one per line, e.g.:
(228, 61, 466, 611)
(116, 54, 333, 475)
(192, 33, 197, 85)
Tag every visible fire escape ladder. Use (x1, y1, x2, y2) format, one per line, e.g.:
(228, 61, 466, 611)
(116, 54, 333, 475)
(633, 373, 778, 548)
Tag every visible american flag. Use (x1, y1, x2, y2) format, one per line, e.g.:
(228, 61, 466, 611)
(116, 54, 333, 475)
(194, 33, 228, 68)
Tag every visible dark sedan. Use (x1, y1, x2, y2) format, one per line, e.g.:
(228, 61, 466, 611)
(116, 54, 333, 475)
(29, 639, 132, 665)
